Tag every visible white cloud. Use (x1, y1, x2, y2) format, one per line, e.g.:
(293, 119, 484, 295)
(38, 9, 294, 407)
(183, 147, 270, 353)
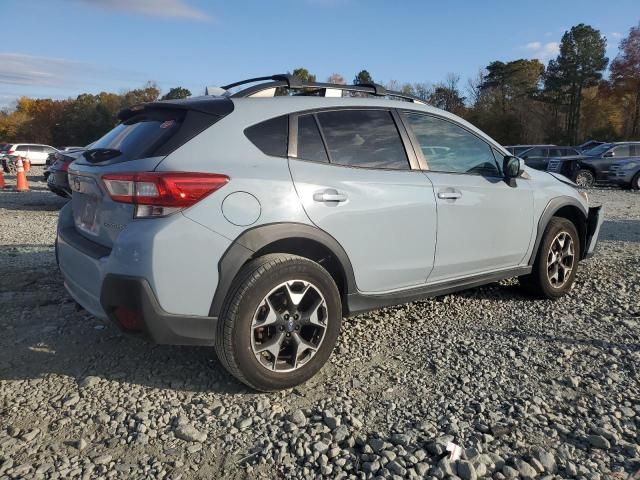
(76, 0, 211, 22)
(524, 41, 560, 62)
(0, 53, 89, 88)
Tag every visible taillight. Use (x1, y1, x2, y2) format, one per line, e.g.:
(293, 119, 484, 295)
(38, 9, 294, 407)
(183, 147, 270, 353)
(102, 172, 229, 218)
(7, 149, 15, 155)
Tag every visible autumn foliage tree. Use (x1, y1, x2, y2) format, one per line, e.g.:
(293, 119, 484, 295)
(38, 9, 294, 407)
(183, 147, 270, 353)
(610, 22, 640, 138)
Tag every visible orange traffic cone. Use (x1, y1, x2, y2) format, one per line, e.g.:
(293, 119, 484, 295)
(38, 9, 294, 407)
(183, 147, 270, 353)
(16, 158, 29, 192)
(23, 157, 31, 172)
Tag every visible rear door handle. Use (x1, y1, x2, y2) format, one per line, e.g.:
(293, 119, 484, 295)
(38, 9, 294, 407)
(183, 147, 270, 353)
(313, 189, 348, 203)
(437, 191, 462, 200)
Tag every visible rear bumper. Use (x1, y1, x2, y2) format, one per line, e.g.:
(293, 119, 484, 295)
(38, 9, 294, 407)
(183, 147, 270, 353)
(100, 275, 218, 345)
(584, 205, 603, 259)
(56, 202, 230, 346)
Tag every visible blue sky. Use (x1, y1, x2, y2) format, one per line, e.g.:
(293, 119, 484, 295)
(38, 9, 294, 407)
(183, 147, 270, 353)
(0, 0, 638, 108)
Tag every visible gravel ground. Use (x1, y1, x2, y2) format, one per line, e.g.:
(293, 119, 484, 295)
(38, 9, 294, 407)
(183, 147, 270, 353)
(0, 168, 638, 480)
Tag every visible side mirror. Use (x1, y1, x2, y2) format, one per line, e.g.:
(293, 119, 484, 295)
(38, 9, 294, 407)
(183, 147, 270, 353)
(503, 155, 524, 179)
(604, 151, 614, 158)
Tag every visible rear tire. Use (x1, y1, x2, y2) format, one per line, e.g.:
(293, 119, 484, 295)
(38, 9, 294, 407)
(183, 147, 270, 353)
(215, 253, 342, 391)
(632, 173, 640, 191)
(575, 169, 595, 188)
(520, 217, 580, 299)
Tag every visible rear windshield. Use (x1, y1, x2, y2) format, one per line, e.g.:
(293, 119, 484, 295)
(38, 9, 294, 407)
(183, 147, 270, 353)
(87, 110, 185, 163)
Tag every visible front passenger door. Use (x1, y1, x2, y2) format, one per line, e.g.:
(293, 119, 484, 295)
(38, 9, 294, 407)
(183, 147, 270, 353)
(400, 112, 534, 283)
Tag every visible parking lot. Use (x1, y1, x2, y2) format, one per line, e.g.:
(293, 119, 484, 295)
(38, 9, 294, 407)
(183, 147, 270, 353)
(0, 168, 638, 479)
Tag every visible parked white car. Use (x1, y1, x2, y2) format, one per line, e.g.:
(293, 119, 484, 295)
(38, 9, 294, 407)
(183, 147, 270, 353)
(5, 143, 58, 165)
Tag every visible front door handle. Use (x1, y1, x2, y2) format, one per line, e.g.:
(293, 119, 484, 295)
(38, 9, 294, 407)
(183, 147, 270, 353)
(313, 189, 348, 203)
(437, 191, 462, 200)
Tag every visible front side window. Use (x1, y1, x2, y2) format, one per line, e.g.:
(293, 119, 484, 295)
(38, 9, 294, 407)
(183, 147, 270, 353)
(297, 114, 328, 163)
(402, 112, 499, 176)
(315, 109, 409, 169)
(611, 145, 631, 157)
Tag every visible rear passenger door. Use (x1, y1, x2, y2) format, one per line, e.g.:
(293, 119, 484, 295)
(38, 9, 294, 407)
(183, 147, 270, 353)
(288, 109, 437, 293)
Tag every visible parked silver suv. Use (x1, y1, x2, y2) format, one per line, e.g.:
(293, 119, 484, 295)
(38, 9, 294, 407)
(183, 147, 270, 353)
(56, 75, 603, 391)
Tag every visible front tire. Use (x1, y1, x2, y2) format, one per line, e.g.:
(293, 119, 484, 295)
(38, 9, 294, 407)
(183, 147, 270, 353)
(520, 217, 580, 299)
(215, 254, 342, 391)
(631, 173, 640, 191)
(575, 169, 595, 188)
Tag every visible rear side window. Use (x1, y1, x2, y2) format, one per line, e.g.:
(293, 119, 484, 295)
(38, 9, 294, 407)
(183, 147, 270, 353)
(245, 115, 288, 157)
(16, 145, 28, 152)
(88, 110, 186, 163)
(315, 110, 409, 169)
(297, 114, 328, 163)
(523, 147, 547, 157)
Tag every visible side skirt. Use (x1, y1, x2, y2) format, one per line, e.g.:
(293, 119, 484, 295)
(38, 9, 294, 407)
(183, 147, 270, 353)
(346, 266, 532, 316)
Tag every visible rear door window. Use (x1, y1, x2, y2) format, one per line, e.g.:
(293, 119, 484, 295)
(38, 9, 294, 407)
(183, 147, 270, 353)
(315, 109, 409, 169)
(296, 114, 328, 163)
(16, 145, 28, 152)
(244, 115, 288, 157)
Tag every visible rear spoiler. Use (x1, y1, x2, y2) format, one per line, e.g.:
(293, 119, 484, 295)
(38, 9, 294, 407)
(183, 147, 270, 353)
(118, 97, 234, 122)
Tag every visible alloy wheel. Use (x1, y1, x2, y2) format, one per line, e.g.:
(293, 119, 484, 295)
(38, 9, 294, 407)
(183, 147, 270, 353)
(575, 170, 594, 188)
(547, 231, 575, 288)
(250, 280, 328, 372)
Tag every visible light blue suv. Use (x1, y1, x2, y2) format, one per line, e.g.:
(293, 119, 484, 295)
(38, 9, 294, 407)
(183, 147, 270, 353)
(57, 75, 603, 391)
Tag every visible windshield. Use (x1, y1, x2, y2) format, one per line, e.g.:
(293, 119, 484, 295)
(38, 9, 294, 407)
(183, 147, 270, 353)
(584, 143, 612, 156)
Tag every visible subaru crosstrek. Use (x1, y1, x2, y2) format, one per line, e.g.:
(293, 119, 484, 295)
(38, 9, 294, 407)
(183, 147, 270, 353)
(57, 75, 603, 391)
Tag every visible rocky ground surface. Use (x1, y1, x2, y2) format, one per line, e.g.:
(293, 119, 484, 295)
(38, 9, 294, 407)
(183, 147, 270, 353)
(0, 170, 638, 479)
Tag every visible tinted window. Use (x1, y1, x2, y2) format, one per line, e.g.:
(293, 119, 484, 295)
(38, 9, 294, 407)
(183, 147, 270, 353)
(523, 147, 547, 157)
(16, 145, 28, 152)
(297, 114, 328, 163)
(612, 145, 631, 157)
(631, 145, 640, 156)
(89, 110, 186, 163)
(43, 146, 56, 153)
(245, 115, 288, 157)
(316, 110, 408, 169)
(28, 145, 44, 153)
(548, 148, 564, 157)
(402, 112, 499, 176)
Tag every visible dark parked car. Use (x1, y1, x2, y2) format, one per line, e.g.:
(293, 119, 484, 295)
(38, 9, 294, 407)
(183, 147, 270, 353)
(505, 144, 555, 156)
(609, 158, 640, 190)
(45, 149, 85, 197)
(547, 142, 640, 187)
(519, 145, 581, 171)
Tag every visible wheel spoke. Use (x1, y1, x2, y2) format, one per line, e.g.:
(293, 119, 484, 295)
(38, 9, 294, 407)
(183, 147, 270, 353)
(254, 331, 286, 368)
(284, 281, 311, 309)
(252, 297, 279, 327)
(301, 297, 326, 327)
(292, 332, 317, 369)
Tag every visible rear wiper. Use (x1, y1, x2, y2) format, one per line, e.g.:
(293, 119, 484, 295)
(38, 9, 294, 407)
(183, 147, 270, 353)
(83, 148, 122, 163)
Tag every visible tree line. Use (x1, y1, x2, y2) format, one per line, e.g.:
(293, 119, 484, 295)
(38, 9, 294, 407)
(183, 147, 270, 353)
(1, 21, 638, 148)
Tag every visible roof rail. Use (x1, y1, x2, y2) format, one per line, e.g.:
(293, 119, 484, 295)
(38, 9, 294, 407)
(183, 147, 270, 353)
(217, 74, 427, 104)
